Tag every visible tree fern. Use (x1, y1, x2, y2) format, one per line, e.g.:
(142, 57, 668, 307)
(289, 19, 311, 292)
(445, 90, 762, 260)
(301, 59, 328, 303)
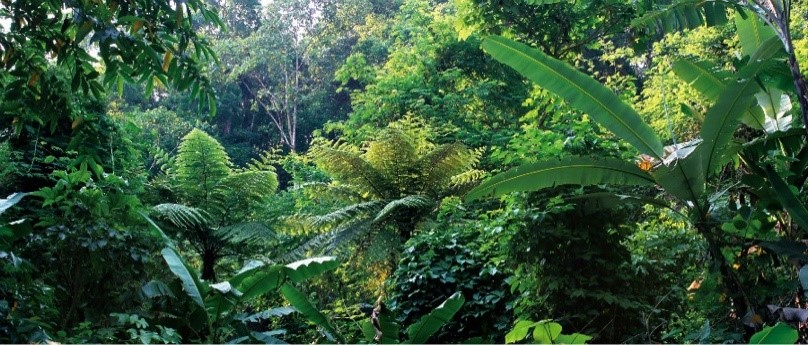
(151, 129, 279, 280)
(298, 120, 482, 259)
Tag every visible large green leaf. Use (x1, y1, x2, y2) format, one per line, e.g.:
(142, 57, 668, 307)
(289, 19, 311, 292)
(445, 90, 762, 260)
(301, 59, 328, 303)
(631, 0, 733, 36)
(465, 157, 655, 201)
(280, 283, 342, 343)
(672, 59, 728, 102)
(283, 256, 339, 283)
(699, 50, 775, 176)
(764, 165, 808, 233)
(750, 322, 798, 344)
(229, 265, 285, 302)
(734, 9, 776, 58)
(481, 36, 664, 159)
(161, 247, 208, 309)
(405, 292, 465, 344)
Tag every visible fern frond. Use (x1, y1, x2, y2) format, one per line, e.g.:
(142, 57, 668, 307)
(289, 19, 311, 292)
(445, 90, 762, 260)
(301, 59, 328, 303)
(243, 147, 282, 173)
(308, 138, 389, 197)
(310, 201, 383, 228)
(450, 169, 487, 186)
(152, 203, 210, 230)
(417, 143, 482, 196)
(373, 195, 433, 223)
(280, 219, 373, 262)
(216, 221, 275, 245)
(364, 129, 418, 181)
(175, 129, 232, 206)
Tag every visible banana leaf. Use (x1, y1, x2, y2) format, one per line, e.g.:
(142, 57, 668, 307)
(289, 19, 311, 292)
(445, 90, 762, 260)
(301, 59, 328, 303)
(466, 157, 655, 201)
(481, 36, 664, 159)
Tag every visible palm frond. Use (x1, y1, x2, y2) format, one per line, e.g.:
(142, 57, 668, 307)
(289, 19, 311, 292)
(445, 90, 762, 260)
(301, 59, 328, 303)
(152, 203, 210, 230)
(373, 195, 434, 223)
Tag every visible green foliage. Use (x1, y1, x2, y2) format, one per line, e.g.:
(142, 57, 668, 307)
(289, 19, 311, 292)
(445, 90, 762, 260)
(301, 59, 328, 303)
(481, 36, 664, 159)
(505, 319, 591, 344)
(388, 198, 512, 343)
(359, 292, 465, 344)
(156, 234, 342, 343)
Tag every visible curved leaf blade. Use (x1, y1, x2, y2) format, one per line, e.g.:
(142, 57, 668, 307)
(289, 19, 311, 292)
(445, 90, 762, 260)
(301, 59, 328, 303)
(0, 193, 26, 215)
(283, 256, 339, 283)
(481, 36, 664, 159)
(405, 292, 465, 344)
(161, 247, 208, 309)
(764, 165, 808, 233)
(230, 265, 285, 302)
(465, 157, 655, 201)
(750, 322, 797, 344)
(280, 283, 343, 343)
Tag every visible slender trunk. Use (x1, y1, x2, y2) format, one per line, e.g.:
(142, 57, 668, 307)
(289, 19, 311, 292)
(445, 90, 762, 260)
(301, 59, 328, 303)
(786, 53, 808, 137)
(697, 223, 752, 317)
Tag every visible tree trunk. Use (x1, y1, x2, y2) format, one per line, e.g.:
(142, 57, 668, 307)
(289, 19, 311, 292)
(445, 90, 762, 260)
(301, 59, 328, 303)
(202, 251, 217, 281)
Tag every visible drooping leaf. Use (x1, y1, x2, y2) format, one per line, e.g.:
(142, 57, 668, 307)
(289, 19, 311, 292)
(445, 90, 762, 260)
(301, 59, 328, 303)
(554, 333, 593, 344)
(229, 265, 285, 302)
(632, 0, 735, 36)
(749, 322, 798, 344)
(161, 247, 208, 309)
(283, 256, 339, 283)
(141, 280, 176, 299)
(465, 157, 655, 201)
(672, 59, 728, 102)
(764, 165, 808, 233)
(373, 195, 433, 223)
(405, 292, 465, 344)
(481, 36, 664, 159)
(0, 193, 26, 215)
(280, 283, 342, 343)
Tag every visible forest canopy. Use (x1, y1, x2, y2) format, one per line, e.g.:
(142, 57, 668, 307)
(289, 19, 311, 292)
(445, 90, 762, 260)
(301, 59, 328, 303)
(2, 0, 808, 343)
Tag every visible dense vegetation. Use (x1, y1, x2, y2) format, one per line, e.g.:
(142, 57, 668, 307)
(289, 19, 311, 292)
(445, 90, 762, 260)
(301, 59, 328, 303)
(2, 0, 808, 343)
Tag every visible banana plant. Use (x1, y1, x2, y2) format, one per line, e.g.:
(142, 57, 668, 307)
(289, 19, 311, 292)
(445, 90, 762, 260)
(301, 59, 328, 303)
(146, 216, 343, 344)
(467, 34, 787, 318)
(632, 0, 808, 138)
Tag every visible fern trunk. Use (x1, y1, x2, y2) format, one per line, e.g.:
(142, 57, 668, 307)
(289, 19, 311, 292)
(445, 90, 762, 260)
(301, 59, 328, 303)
(202, 251, 217, 281)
